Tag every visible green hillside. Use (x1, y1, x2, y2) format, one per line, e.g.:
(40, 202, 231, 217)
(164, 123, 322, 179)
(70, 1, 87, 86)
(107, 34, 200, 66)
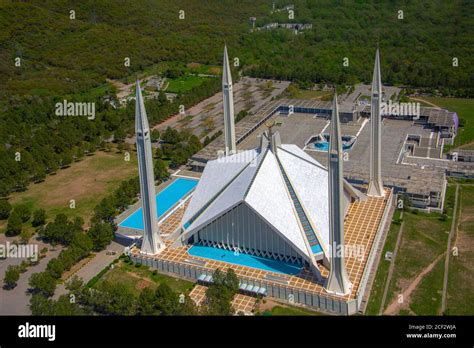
(1, 0, 473, 97)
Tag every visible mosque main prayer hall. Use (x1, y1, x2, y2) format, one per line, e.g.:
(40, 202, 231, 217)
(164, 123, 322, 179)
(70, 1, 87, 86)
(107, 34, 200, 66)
(126, 47, 393, 315)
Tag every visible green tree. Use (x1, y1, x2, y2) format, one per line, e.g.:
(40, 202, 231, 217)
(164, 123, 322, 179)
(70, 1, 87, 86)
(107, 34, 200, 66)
(203, 268, 239, 315)
(3, 265, 20, 289)
(155, 146, 164, 159)
(161, 127, 181, 144)
(29, 294, 52, 315)
(14, 204, 31, 223)
(88, 223, 113, 251)
(155, 283, 179, 315)
(60, 151, 73, 168)
(114, 129, 126, 143)
(224, 268, 239, 294)
(0, 200, 12, 220)
(46, 258, 65, 279)
(6, 211, 22, 236)
(70, 233, 93, 258)
(94, 197, 117, 223)
(151, 129, 160, 143)
(100, 281, 137, 315)
(19, 229, 32, 244)
(32, 164, 46, 183)
(32, 208, 46, 227)
(154, 158, 170, 183)
(137, 287, 158, 315)
(50, 295, 84, 315)
(29, 271, 56, 297)
(176, 293, 197, 315)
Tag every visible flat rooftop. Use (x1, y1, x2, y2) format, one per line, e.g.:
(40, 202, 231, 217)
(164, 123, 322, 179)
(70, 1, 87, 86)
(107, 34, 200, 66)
(190, 96, 459, 197)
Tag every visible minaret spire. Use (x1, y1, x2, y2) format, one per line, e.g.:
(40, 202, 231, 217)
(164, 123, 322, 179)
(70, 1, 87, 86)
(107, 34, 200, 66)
(135, 80, 163, 255)
(367, 48, 384, 197)
(325, 92, 352, 296)
(222, 45, 236, 155)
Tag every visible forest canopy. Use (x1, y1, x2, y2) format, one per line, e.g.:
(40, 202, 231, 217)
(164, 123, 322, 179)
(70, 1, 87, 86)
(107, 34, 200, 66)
(0, 0, 472, 97)
(0, 0, 473, 196)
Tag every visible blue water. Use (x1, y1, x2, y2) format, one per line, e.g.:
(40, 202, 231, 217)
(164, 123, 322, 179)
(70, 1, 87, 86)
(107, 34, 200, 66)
(314, 142, 330, 151)
(311, 244, 323, 254)
(188, 244, 303, 275)
(119, 178, 198, 230)
(314, 141, 352, 151)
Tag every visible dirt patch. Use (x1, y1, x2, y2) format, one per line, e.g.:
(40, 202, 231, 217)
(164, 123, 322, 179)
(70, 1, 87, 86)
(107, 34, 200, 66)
(187, 62, 201, 69)
(257, 298, 280, 312)
(136, 278, 153, 290)
(208, 67, 221, 75)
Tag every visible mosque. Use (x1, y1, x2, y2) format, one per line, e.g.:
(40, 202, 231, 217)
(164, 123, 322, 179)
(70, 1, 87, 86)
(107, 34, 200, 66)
(126, 46, 393, 314)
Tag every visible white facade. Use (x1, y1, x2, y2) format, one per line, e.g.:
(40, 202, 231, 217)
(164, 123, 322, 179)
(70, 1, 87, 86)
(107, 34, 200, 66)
(180, 131, 364, 277)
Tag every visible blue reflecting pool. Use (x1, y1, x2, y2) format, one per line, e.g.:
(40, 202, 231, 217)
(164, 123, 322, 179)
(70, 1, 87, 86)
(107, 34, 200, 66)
(188, 244, 303, 275)
(119, 178, 198, 230)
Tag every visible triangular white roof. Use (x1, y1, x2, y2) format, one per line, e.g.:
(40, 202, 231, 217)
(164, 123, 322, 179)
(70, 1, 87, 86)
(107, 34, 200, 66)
(181, 142, 359, 260)
(245, 150, 308, 257)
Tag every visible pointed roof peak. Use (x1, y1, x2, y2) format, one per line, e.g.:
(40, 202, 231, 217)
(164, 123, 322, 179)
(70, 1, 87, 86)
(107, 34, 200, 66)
(372, 48, 382, 94)
(222, 45, 232, 85)
(330, 92, 341, 153)
(332, 89, 339, 120)
(135, 79, 142, 99)
(135, 79, 149, 133)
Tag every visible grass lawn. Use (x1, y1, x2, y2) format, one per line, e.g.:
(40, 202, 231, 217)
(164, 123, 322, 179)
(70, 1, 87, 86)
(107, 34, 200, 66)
(383, 209, 450, 313)
(446, 184, 474, 315)
(365, 209, 402, 315)
(373, 185, 457, 315)
(414, 97, 474, 150)
(186, 63, 220, 75)
(94, 260, 194, 295)
(265, 304, 322, 316)
(165, 75, 211, 94)
(409, 255, 445, 315)
(5, 150, 138, 229)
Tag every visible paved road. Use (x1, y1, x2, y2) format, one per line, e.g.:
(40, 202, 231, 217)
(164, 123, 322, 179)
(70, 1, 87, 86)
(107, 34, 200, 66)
(54, 241, 125, 299)
(0, 235, 64, 315)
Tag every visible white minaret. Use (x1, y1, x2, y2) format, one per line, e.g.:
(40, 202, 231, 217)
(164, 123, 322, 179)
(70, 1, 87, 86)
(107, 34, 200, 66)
(222, 45, 236, 155)
(367, 49, 385, 197)
(135, 81, 163, 255)
(325, 92, 352, 296)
